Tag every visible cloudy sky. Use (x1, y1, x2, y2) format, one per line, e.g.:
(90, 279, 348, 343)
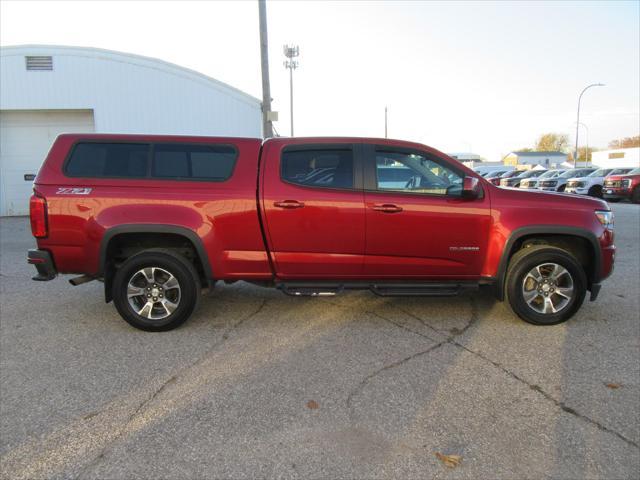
(1, 0, 638, 160)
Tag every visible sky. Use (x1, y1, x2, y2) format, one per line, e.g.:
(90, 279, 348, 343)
(1, 0, 638, 160)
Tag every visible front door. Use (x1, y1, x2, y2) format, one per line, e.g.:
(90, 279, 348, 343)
(363, 145, 491, 279)
(261, 141, 365, 279)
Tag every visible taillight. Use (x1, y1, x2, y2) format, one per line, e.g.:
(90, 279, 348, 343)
(30, 194, 48, 238)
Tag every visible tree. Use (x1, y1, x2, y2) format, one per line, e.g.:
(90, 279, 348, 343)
(535, 133, 570, 152)
(608, 136, 640, 149)
(516, 147, 533, 152)
(577, 146, 597, 162)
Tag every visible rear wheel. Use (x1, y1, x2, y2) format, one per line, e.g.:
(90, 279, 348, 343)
(113, 251, 200, 331)
(632, 186, 640, 204)
(557, 184, 566, 192)
(505, 245, 586, 325)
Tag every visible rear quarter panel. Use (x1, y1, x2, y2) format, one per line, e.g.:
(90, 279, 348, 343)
(34, 134, 271, 280)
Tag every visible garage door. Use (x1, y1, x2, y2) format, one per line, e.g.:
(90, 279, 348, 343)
(0, 110, 94, 216)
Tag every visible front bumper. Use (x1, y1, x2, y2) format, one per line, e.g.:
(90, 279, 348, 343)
(603, 188, 631, 200)
(565, 187, 589, 195)
(28, 249, 57, 281)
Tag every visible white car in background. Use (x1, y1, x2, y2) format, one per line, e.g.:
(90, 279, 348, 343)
(537, 168, 597, 192)
(565, 167, 633, 197)
(519, 169, 565, 190)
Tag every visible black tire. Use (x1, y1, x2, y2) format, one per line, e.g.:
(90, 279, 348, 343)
(505, 245, 587, 326)
(557, 184, 566, 192)
(112, 250, 200, 331)
(632, 187, 640, 204)
(588, 185, 602, 198)
(606, 198, 620, 203)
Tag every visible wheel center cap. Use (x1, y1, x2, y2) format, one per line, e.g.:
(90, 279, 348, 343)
(542, 284, 551, 292)
(151, 287, 160, 297)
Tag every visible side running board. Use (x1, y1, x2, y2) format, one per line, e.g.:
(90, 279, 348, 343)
(277, 282, 478, 297)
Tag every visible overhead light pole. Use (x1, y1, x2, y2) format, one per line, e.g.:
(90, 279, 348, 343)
(384, 106, 388, 138)
(283, 45, 299, 136)
(258, 0, 274, 138)
(574, 83, 604, 166)
(573, 122, 589, 165)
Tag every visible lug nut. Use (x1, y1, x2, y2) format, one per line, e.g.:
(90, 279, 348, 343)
(159, 294, 163, 298)
(147, 294, 151, 298)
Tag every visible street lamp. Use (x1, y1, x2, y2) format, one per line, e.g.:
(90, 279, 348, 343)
(574, 83, 604, 166)
(283, 45, 299, 136)
(573, 122, 589, 165)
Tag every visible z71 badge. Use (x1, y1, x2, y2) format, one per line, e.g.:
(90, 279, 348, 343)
(56, 187, 92, 195)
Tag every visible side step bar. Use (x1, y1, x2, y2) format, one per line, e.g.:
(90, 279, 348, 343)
(277, 282, 478, 297)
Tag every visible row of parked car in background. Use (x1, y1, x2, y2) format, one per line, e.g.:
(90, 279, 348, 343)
(474, 165, 640, 203)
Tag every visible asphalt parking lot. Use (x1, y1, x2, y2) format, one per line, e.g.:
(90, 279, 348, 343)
(1, 204, 638, 479)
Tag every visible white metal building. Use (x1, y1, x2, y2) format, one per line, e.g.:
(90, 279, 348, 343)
(591, 147, 640, 169)
(0, 45, 262, 216)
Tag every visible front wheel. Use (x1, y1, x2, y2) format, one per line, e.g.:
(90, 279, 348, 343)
(112, 251, 200, 331)
(588, 185, 603, 198)
(505, 245, 587, 325)
(632, 187, 640, 204)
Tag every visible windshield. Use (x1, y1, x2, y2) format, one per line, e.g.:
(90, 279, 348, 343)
(501, 170, 518, 178)
(629, 167, 640, 175)
(519, 170, 546, 178)
(609, 168, 632, 176)
(588, 168, 612, 177)
(562, 168, 595, 178)
(539, 170, 561, 178)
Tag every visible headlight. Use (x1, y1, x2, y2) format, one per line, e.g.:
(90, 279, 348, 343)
(595, 210, 614, 230)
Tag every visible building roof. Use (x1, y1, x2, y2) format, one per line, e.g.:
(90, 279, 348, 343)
(0, 44, 260, 106)
(510, 151, 566, 156)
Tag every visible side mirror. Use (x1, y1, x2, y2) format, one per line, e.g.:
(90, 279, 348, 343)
(462, 176, 482, 199)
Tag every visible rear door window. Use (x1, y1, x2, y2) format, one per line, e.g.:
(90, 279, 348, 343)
(281, 148, 354, 189)
(65, 143, 149, 178)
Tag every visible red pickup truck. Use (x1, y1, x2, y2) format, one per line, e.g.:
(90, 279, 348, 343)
(28, 134, 615, 331)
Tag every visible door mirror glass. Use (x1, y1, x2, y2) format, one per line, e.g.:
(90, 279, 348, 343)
(462, 176, 482, 199)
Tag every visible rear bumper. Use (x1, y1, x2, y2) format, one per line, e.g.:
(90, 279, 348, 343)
(28, 249, 57, 281)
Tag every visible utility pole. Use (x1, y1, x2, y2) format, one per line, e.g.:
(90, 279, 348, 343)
(258, 0, 273, 138)
(574, 83, 604, 166)
(283, 45, 299, 136)
(384, 106, 388, 138)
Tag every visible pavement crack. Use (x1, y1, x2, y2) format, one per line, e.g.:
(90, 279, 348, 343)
(450, 339, 639, 450)
(76, 298, 268, 479)
(346, 341, 446, 416)
(368, 309, 440, 343)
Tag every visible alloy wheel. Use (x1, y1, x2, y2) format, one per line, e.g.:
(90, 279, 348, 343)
(521, 262, 574, 314)
(126, 267, 181, 320)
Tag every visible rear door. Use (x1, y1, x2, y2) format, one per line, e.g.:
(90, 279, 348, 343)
(362, 144, 491, 279)
(260, 140, 365, 279)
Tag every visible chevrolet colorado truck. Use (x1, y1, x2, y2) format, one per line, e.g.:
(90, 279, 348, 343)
(603, 167, 640, 203)
(28, 134, 615, 331)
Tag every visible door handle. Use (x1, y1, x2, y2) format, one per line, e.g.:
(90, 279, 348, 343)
(274, 200, 305, 209)
(371, 203, 403, 213)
